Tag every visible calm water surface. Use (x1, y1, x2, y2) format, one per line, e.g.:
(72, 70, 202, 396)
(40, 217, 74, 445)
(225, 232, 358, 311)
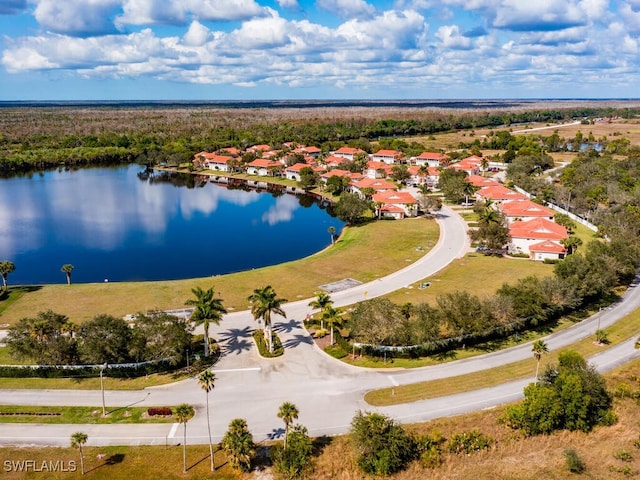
(0, 166, 344, 284)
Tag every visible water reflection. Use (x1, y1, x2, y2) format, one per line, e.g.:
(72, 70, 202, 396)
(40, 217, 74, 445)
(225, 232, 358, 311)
(0, 166, 343, 284)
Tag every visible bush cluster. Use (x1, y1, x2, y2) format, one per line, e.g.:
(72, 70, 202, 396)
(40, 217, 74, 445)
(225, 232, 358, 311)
(147, 407, 172, 417)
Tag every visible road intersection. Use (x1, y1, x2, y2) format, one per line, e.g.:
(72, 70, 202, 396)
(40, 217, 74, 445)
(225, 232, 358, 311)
(2, 205, 640, 447)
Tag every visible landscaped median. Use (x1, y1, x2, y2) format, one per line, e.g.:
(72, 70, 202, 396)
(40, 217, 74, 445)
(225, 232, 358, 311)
(0, 406, 175, 424)
(364, 304, 640, 406)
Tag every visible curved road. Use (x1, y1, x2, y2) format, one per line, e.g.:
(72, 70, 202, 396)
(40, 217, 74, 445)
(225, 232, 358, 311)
(2, 206, 640, 447)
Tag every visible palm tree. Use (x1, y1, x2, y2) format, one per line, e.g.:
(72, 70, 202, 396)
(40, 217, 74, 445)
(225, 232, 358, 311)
(198, 370, 217, 472)
(560, 236, 583, 255)
(532, 340, 548, 382)
(0, 260, 15, 292)
(185, 286, 227, 357)
(462, 181, 477, 205)
(322, 305, 342, 345)
(70, 431, 88, 475)
(247, 285, 287, 354)
(478, 206, 500, 225)
(328, 226, 336, 245)
(221, 418, 256, 472)
(480, 156, 489, 175)
(308, 292, 333, 330)
(277, 402, 299, 450)
(61, 264, 74, 285)
(175, 403, 195, 473)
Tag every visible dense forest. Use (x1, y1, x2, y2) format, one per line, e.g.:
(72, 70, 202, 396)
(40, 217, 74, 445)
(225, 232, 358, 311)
(1, 102, 638, 174)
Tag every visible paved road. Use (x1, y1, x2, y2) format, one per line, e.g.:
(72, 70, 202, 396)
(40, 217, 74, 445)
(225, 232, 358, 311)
(2, 206, 640, 447)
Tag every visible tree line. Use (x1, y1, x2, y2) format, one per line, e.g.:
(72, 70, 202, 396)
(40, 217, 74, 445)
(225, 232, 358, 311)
(2, 105, 637, 174)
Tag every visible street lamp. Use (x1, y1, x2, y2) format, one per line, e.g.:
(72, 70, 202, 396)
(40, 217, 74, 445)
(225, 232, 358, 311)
(100, 362, 107, 416)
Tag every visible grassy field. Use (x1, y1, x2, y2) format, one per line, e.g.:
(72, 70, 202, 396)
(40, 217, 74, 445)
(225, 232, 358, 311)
(0, 218, 438, 326)
(0, 406, 173, 424)
(1, 360, 639, 479)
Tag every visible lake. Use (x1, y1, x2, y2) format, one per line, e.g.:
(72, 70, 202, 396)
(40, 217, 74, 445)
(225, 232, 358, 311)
(0, 166, 344, 285)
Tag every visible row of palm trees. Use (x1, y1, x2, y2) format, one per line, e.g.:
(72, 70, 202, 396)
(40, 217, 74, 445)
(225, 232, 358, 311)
(185, 284, 289, 357)
(0, 261, 75, 290)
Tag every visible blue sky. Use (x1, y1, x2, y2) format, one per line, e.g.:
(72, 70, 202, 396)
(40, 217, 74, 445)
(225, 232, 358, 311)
(0, 0, 639, 100)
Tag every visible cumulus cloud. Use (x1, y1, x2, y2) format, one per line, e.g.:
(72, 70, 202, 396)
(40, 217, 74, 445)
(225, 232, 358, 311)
(0, 0, 27, 15)
(316, 0, 376, 19)
(435, 25, 472, 49)
(116, 0, 267, 26)
(33, 0, 121, 36)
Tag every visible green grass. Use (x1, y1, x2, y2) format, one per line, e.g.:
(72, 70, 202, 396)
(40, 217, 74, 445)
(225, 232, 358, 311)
(384, 252, 553, 306)
(0, 405, 174, 424)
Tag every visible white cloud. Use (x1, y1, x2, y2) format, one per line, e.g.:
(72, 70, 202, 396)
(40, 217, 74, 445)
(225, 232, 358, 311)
(33, 0, 121, 35)
(435, 25, 472, 49)
(116, 0, 267, 27)
(316, 0, 376, 18)
(182, 20, 211, 46)
(261, 195, 299, 225)
(277, 0, 299, 8)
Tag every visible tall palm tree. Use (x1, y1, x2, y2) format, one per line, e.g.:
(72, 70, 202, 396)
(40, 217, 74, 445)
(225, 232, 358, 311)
(185, 286, 227, 357)
(221, 418, 256, 472)
(61, 264, 74, 285)
(322, 305, 342, 345)
(308, 292, 333, 330)
(560, 236, 583, 255)
(70, 431, 88, 475)
(175, 403, 195, 473)
(532, 339, 548, 382)
(328, 226, 336, 245)
(0, 260, 15, 292)
(247, 285, 287, 354)
(277, 402, 299, 450)
(198, 370, 217, 472)
(462, 181, 477, 205)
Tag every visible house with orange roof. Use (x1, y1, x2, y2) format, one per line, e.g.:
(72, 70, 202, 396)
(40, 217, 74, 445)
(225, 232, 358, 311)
(324, 155, 349, 168)
(372, 190, 418, 218)
(476, 185, 527, 204)
(247, 144, 271, 154)
(320, 169, 363, 184)
(350, 178, 397, 197)
(529, 240, 567, 261)
(365, 161, 393, 179)
(284, 163, 324, 181)
(299, 145, 321, 158)
(413, 151, 449, 167)
(509, 218, 568, 257)
(218, 147, 241, 157)
(467, 175, 501, 188)
(202, 154, 233, 172)
(499, 199, 555, 224)
(333, 147, 366, 161)
(372, 149, 404, 164)
(246, 158, 282, 176)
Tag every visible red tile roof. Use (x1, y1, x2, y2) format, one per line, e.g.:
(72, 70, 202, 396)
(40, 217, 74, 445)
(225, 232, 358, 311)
(509, 218, 568, 240)
(372, 190, 417, 204)
(529, 240, 567, 253)
(477, 185, 527, 202)
(499, 199, 554, 218)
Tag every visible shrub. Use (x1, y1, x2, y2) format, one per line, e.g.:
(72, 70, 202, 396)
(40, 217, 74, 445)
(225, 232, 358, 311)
(417, 430, 445, 468)
(349, 411, 417, 476)
(147, 407, 172, 417)
(615, 450, 633, 462)
(252, 330, 283, 357)
(271, 424, 314, 479)
(564, 449, 585, 473)
(446, 430, 493, 455)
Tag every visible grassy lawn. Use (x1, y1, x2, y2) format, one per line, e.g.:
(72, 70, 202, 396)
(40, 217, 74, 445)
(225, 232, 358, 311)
(0, 405, 173, 424)
(364, 301, 640, 406)
(384, 252, 553, 306)
(0, 218, 438, 326)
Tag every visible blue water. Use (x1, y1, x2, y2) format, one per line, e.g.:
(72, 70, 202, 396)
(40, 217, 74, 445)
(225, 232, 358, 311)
(0, 166, 344, 284)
